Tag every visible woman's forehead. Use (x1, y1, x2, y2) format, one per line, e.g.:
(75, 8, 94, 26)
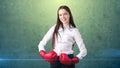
(58, 9, 68, 14)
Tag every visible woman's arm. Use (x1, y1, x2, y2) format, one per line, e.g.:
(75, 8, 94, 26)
(73, 28, 87, 59)
(38, 25, 55, 51)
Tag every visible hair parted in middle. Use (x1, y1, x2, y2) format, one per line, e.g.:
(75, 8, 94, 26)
(52, 5, 76, 48)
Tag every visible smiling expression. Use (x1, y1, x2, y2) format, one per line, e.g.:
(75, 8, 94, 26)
(58, 9, 70, 26)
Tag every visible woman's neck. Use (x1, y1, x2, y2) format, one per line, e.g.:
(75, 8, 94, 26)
(63, 23, 69, 28)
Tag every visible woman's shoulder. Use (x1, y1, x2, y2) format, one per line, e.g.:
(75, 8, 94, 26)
(50, 24, 56, 29)
(70, 27, 79, 32)
(47, 24, 56, 32)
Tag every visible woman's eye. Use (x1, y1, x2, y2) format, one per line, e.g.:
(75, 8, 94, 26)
(64, 13, 67, 15)
(59, 14, 62, 16)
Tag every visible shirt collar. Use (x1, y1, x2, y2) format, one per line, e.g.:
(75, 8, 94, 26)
(58, 25, 73, 32)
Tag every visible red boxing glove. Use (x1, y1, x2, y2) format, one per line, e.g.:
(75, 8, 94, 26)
(39, 50, 58, 64)
(44, 50, 58, 63)
(72, 57, 79, 64)
(39, 50, 46, 58)
(59, 53, 79, 65)
(59, 53, 72, 65)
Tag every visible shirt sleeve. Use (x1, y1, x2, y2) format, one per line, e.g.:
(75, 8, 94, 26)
(38, 25, 55, 52)
(73, 28, 87, 59)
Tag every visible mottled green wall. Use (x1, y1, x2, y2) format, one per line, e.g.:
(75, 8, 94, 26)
(0, 0, 120, 68)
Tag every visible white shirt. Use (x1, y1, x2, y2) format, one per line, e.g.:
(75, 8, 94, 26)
(38, 24, 87, 59)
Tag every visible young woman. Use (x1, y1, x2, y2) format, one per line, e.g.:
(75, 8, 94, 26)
(38, 5, 87, 68)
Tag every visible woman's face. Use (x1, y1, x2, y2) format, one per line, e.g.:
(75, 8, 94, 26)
(58, 9, 70, 25)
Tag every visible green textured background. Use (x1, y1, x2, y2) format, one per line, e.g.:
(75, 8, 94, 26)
(0, 0, 120, 68)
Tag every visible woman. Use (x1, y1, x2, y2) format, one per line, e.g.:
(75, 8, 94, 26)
(38, 5, 87, 68)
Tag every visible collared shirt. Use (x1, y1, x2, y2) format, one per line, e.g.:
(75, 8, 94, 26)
(38, 24, 87, 59)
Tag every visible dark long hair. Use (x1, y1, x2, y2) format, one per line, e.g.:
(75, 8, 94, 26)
(52, 5, 76, 48)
